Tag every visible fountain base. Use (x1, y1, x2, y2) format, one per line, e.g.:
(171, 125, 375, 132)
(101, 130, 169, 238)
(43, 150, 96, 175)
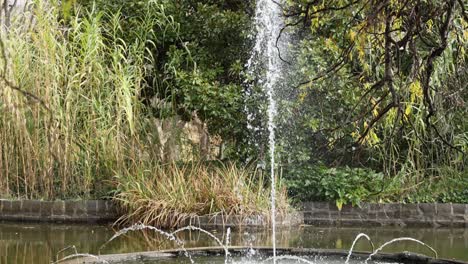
(58, 247, 468, 264)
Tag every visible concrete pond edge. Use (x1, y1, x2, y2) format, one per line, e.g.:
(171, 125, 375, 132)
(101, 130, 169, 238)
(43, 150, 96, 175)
(302, 202, 468, 228)
(0, 199, 117, 223)
(0, 199, 467, 228)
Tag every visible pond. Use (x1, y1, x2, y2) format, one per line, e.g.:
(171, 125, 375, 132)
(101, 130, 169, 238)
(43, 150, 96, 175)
(0, 222, 466, 264)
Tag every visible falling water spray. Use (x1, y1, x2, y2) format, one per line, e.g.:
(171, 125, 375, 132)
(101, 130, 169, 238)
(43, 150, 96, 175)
(247, 0, 286, 263)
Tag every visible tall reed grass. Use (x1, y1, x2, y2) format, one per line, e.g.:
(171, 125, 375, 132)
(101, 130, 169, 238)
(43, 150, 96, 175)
(0, 1, 149, 199)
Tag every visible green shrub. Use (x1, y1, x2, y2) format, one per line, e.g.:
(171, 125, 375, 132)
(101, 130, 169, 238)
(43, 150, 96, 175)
(285, 165, 384, 209)
(393, 168, 468, 204)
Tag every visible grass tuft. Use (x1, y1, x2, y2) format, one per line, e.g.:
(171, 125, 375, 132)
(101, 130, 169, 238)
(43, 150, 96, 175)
(115, 162, 289, 228)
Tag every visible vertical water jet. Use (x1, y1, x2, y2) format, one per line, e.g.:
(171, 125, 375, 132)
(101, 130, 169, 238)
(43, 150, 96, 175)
(247, 0, 287, 263)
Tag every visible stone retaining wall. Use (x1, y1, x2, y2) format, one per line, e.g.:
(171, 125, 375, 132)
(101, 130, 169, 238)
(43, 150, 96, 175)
(1, 200, 467, 227)
(0, 199, 118, 223)
(303, 202, 468, 228)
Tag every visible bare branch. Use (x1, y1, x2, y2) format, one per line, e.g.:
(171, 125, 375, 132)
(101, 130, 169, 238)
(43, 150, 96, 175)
(0, 30, 50, 112)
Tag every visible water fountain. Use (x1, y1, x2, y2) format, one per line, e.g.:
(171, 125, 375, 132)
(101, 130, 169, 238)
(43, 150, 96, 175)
(54, 223, 453, 264)
(246, 0, 286, 262)
(51, 0, 466, 263)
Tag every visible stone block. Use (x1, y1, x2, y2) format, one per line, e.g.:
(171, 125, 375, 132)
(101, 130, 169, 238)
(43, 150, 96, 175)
(370, 207, 388, 219)
(400, 204, 420, 219)
(340, 211, 362, 220)
(383, 203, 401, 219)
(0, 199, 465, 227)
(40, 201, 54, 217)
(308, 211, 330, 219)
(104, 200, 118, 214)
(452, 203, 465, 215)
(452, 213, 465, 221)
(435, 204, 453, 226)
(65, 201, 86, 216)
(0, 199, 121, 223)
(358, 203, 370, 216)
(340, 204, 355, 212)
(86, 200, 98, 215)
(301, 202, 314, 211)
(364, 212, 377, 220)
(436, 203, 452, 216)
(451, 204, 465, 223)
(303, 211, 313, 220)
(96, 200, 106, 213)
(52, 200, 65, 216)
(329, 210, 341, 219)
(22, 200, 40, 214)
(0, 200, 12, 213)
(76, 201, 87, 215)
(12, 200, 23, 213)
(418, 203, 436, 215)
(367, 203, 384, 212)
(305, 218, 334, 226)
(64, 201, 75, 215)
(375, 210, 389, 220)
(303, 211, 331, 223)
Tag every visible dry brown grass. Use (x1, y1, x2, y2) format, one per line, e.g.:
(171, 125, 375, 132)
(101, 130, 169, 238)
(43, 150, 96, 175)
(115, 162, 289, 228)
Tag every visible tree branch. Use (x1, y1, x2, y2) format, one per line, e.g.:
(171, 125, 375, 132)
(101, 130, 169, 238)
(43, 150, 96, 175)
(357, 102, 395, 144)
(0, 30, 51, 112)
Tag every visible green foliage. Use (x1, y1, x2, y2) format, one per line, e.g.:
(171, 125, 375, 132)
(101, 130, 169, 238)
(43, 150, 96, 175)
(285, 164, 468, 205)
(387, 168, 468, 204)
(285, 165, 384, 209)
(76, 0, 253, 149)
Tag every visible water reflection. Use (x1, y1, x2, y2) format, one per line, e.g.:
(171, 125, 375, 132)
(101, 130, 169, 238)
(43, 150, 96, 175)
(0, 222, 466, 264)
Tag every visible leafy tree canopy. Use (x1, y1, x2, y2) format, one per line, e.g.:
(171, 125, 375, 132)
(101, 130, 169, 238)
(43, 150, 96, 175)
(279, 0, 467, 170)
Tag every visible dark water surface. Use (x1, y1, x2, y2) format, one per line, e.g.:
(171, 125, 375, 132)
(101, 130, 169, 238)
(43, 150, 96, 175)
(0, 222, 466, 264)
